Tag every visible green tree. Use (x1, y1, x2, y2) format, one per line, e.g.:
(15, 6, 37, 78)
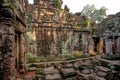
(52, 0, 62, 8)
(91, 6, 107, 23)
(81, 5, 107, 23)
(81, 4, 96, 19)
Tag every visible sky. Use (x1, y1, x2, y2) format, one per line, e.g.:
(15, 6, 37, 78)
(28, 0, 120, 15)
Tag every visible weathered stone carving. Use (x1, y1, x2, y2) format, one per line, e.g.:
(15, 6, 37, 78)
(0, 7, 15, 80)
(105, 39, 113, 55)
(98, 12, 120, 54)
(116, 37, 120, 53)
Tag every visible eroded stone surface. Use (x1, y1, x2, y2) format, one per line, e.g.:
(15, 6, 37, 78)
(74, 60, 83, 69)
(81, 70, 91, 74)
(45, 74, 62, 80)
(64, 76, 77, 80)
(96, 66, 110, 72)
(64, 63, 73, 68)
(44, 67, 59, 75)
(97, 71, 107, 77)
(61, 68, 76, 78)
(95, 76, 106, 80)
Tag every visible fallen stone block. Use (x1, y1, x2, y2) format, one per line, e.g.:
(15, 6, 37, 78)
(83, 60, 92, 66)
(36, 74, 44, 78)
(97, 71, 107, 77)
(45, 74, 62, 80)
(63, 63, 73, 68)
(81, 69, 91, 75)
(95, 76, 106, 80)
(74, 60, 83, 69)
(96, 66, 110, 72)
(61, 68, 77, 78)
(64, 76, 77, 80)
(44, 67, 59, 75)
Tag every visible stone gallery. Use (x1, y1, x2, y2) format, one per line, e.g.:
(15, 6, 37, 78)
(0, 0, 120, 80)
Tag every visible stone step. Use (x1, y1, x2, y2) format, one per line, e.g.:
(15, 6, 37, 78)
(44, 66, 59, 75)
(45, 74, 62, 80)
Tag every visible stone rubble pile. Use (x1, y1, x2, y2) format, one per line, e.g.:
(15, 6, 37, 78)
(25, 57, 120, 80)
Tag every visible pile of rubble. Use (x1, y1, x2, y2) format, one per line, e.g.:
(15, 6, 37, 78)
(25, 57, 120, 80)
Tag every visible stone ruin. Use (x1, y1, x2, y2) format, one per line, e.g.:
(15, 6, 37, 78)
(98, 12, 120, 55)
(29, 0, 94, 57)
(0, 0, 120, 80)
(0, 0, 28, 79)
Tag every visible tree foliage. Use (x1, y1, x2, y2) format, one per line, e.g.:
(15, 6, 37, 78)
(81, 4, 107, 23)
(52, 0, 62, 8)
(84, 20, 89, 27)
(81, 4, 96, 18)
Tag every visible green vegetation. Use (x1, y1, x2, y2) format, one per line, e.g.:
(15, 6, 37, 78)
(36, 70, 44, 75)
(62, 53, 75, 60)
(26, 53, 37, 63)
(26, 52, 92, 63)
(81, 4, 107, 23)
(84, 20, 89, 27)
(52, 0, 62, 8)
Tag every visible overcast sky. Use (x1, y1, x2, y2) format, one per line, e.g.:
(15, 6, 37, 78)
(28, 0, 120, 15)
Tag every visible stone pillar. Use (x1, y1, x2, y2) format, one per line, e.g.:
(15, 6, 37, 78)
(98, 38, 104, 54)
(116, 37, 120, 53)
(0, 8, 15, 80)
(19, 34, 25, 73)
(105, 39, 113, 55)
(53, 30, 58, 56)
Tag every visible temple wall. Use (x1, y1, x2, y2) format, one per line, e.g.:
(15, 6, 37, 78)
(0, 0, 27, 79)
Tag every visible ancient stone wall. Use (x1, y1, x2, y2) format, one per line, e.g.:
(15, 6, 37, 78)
(31, 0, 92, 56)
(98, 12, 120, 54)
(0, 8, 16, 80)
(0, 0, 27, 79)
